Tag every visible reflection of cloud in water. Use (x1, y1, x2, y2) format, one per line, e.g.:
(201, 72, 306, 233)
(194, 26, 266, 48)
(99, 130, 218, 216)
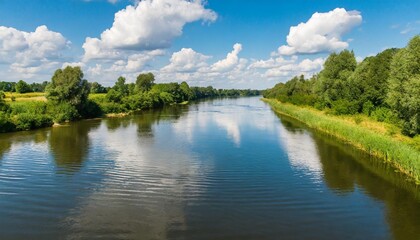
(214, 114, 241, 146)
(64, 121, 212, 239)
(173, 97, 277, 147)
(277, 124, 323, 181)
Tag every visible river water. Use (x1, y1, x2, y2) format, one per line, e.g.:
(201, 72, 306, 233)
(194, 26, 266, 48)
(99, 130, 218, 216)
(0, 97, 419, 240)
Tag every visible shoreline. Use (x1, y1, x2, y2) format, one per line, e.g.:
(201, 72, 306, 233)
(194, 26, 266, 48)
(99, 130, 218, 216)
(263, 98, 420, 184)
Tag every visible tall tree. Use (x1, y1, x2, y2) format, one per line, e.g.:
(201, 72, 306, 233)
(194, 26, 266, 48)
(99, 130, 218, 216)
(136, 73, 155, 92)
(46, 66, 90, 111)
(387, 35, 420, 136)
(351, 48, 399, 107)
(315, 50, 358, 109)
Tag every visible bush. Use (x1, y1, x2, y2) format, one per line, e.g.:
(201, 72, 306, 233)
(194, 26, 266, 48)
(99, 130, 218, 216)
(10, 101, 48, 115)
(12, 113, 53, 130)
(98, 101, 126, 114)
(331, 99, 359, 115)
(362, 101, 375, 116)
(371, 107, 398, 124)
(0, 112, 15, 132)
(48, 102, 80, 123)
(159, 92, 174, 105)
(79, 100, 102, 118)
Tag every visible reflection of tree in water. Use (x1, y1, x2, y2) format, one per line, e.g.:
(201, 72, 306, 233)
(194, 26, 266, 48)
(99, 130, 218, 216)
(0, 130, 49, 161)
(277, 115, 420, 240)
(104, 117, 131, 132)
(276, 112, 306, 134)
(49, 120, 100, 173)
(312, 130, 420, 240)
(133, 105, 187, 137)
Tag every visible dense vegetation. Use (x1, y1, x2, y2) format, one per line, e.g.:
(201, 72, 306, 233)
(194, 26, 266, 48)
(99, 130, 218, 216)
(0, 67, 260, 133)
(264, 35, 420, 137)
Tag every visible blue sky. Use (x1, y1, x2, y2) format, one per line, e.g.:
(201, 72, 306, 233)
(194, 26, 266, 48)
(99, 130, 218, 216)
(0, 0, 419, 89)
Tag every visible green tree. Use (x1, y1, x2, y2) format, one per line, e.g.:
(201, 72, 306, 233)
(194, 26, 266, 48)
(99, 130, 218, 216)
(0, 91, 9, 112)
(15, 80, 32, 93)
(136, 73, 155, 92)
(46, 66, 90, 118)
(315, 50, 358, 111)
(30, 81, 49, 92)
(114, 76, 129, 96)
(387, 35, 420, 136)
(90, 82, 107, 94)
(351, 48, 398, 107)
(180, 81, 194, 101)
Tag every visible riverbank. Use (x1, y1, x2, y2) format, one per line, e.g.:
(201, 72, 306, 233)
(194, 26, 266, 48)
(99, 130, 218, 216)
(263, 98, 420, 184)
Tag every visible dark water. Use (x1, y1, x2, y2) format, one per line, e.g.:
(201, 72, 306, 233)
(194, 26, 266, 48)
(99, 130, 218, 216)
(0, 97, 419, 240)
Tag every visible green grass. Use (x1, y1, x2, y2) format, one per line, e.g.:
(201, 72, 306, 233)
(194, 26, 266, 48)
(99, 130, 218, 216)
(263, 98, 420, 184)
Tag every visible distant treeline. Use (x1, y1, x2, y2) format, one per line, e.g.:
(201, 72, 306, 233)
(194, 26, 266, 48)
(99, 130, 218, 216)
(0, 68, 260, 133)
(264, 35, 420, 137)
(0, 80, 49, 93)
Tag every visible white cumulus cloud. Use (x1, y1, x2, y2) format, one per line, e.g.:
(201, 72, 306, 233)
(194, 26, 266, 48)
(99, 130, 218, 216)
(83, 0, 217, 61)
(161, 48, 210, 72)
(211, 43, 242, 72)
(0, 25, 70, 78)
(277, 8, 362, 55)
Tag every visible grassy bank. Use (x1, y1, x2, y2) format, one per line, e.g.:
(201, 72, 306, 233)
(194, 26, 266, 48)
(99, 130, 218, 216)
(263, 98, 420, 184)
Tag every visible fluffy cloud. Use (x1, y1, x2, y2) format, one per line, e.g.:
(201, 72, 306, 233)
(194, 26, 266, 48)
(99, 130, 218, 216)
(277, 8, 362, 55)
(83, 0, 217, 61)
(264, 57, 324, 78)
(161, 48, 210, 72)
(211, 43, 242, 72)
(109, 49, 165, 72)
(0, 25, 70, 78)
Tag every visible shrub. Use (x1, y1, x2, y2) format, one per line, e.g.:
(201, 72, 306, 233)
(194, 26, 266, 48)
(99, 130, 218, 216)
(371, 107, 399, 124)
(12, 113, 53, 130)
(0, 112, 15, 132)
(48, 102, 80, 123)
(79, 100, 102, 119)
(362, 101, 375, 116)
(10, 101, 48, 115)
(331, 99, 359, 115)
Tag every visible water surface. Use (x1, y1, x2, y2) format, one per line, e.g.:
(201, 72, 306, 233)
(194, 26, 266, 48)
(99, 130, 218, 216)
(0, 97, 419, 239)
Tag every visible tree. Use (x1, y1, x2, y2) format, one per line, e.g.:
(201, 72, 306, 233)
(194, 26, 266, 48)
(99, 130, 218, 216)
(30, 81, 49, 92)
(351, 48, 398, 108)
(315, 50, 358, 111)
(90, 82, 107, 94)
(180, 81, 194, 101)
(114, 76, 129, 96)
(0, 82, 16, 92)
(136, 73, 155, 92)
(387, 35, 420, 136)
(46, 66, 90, 115)
(15, 80, 32, 93)
(0, 91, 9, 112)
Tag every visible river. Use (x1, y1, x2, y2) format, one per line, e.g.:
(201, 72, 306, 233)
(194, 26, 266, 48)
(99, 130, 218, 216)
(0, 96, 419, 240)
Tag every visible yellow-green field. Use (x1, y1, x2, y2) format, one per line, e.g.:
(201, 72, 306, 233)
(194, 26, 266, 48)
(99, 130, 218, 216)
(4, 92, 46, 102)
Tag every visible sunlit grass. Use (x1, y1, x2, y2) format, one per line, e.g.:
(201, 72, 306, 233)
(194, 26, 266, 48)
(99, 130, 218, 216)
(4, 92, 46, 102)
(263, 98, 420, 184)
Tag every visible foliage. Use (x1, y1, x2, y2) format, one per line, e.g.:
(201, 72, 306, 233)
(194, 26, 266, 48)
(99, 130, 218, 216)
(387, 36, 420, 136)
(45, 66, 92, 120)
(12, 113, 53, 131)
(47, 102, 80, 123)
(15, 80, 33, 93)
(90, 82, 107, 94)
(264, 35, 420, 137)
(0, 81, 16, 92)
(136, 73, 155, 92)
